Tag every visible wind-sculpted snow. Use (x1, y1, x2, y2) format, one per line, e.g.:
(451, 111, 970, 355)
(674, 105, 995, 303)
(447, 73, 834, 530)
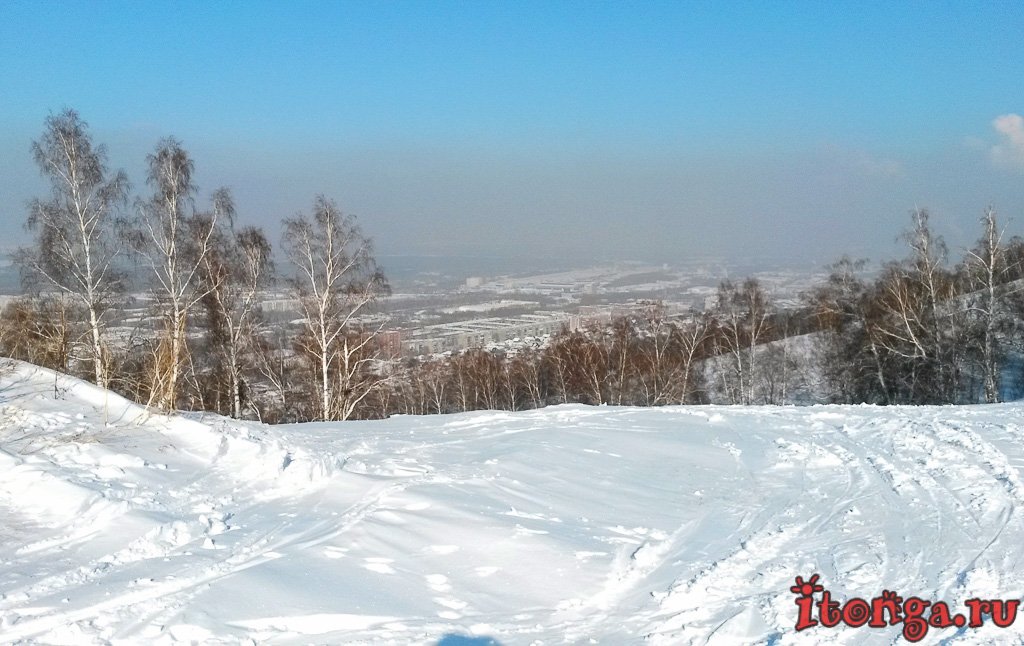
(2, 362, 1024, 644)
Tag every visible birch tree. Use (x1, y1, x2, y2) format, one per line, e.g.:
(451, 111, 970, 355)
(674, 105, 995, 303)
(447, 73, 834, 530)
(21, 110, 128, 387)
(713, 279, 772, 404)
(126, 138, 220, 410)
(880, 209, 964, 402)
(810, 257, 893, 404)
(673, 312, 714, 404)
(282, 196, 389, 421)
(196, 189, 274, 418)
(964, 207, 1013, 403)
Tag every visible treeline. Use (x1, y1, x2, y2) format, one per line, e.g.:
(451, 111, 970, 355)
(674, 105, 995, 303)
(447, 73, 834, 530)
(811, 208, 1024, 405)
(3, 110, 1024, 422)
(386, 292, 814, 416)
(388, 209, 1024, 413)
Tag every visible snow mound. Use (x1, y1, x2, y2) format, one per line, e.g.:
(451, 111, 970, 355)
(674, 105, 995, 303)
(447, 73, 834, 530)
(3, 361, 1024, 644)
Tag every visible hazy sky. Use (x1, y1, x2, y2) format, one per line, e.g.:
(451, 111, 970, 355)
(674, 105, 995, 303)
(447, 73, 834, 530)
(2, 1, 1024, 267)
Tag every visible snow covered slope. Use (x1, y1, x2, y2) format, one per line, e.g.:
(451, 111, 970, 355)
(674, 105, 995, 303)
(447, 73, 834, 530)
(2, 361, 1024, 644)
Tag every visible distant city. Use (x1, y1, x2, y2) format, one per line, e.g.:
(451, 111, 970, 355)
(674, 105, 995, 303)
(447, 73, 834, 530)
(0, 252, 828, 358)
(378, 260, 826, 355)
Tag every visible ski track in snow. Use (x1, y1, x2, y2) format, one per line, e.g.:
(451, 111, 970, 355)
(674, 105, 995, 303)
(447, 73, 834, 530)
(2, 363, 1024, 644)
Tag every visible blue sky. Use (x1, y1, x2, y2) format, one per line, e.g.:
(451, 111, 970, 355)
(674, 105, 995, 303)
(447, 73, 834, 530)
(2, 1, 1024, 264)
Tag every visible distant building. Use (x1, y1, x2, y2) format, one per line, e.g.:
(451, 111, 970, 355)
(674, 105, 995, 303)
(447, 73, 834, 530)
(262, 298, 301, 313)
(376, 330, 404, 359)
(403, 312, 570, 355)
(575, 304, 636, 326)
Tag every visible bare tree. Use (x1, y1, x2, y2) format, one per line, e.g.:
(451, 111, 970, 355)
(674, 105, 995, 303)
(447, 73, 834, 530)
(422, 359, 452, 414)
(871, 266, 929, 361)
(906, 209, 953, 390)
(450, 351, 474, 412)
(450, 349, 504, 410)
(513, 347, 546, 409)
(500, 353, 523, 411)
(634, 303, 676, 406)
(606, 317, 637, 405)
(282, 196, 389, 421)
(873, 209, 965, 403)
(673, 312, 714, 404)
(0, 295, 74, 375)
(963, 207, 1015, 402)
(561, 328, 608, 405)
(545, 329, 575, 404)
(252, 327, 297, 422)
(809, 257, 892, 403)
(598, 305, 713, 406)
(399, 360, 433, 415)
(195, 190, 274, 418)
(125, 138, 220, 410)
(20, 110, 128, 387)
(712, 279, 772, 404)
(756, 313, 807, 405)
(812, 211, 976, 405)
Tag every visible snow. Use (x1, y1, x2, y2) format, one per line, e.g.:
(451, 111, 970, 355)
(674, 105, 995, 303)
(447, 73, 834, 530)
(3, 360, 1024, 643)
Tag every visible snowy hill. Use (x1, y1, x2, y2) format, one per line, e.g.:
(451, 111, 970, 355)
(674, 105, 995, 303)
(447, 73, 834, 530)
(2, 361, 1024, 644)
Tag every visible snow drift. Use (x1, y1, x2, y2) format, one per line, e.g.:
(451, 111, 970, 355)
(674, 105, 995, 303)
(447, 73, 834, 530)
(2, 360, 1024, 644)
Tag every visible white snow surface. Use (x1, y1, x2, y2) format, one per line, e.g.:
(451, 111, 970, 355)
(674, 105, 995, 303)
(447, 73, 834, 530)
(2, 361, 1024, 644)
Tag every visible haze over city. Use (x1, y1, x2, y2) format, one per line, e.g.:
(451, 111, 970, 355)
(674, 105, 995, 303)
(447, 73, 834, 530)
(2, 1, 1024, 266)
